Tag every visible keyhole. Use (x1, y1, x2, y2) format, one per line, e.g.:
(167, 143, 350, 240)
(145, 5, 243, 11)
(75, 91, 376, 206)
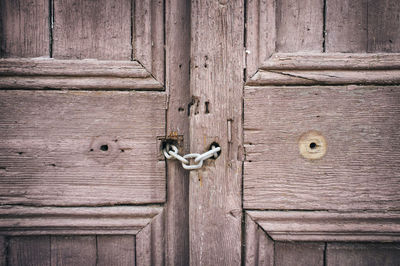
(309, 142, 317, 149)
(100, 144, 109, 151)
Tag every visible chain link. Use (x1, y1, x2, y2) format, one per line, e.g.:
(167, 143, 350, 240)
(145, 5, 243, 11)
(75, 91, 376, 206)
(163, 144, 221, 170)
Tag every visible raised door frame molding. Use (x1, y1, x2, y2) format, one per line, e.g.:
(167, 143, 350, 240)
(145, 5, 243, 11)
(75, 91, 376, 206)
(246, 53, 400, 86)
(0, 58, 163, 90)
(0, 205, 164, 236)
(246, 210, 400, 242)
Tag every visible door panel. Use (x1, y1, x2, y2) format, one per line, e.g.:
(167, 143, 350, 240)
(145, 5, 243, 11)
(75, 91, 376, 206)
(244, 0, 400, 265)
(0, 0, 168, 264)
(0, 90, 165, 206)
(245, 84, 400, 211)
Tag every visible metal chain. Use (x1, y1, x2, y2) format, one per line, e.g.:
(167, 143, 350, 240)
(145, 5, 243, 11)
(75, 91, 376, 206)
(163, 144, 221, 170)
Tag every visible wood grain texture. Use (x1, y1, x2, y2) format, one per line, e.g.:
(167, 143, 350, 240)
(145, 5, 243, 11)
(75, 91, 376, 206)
(368, 0, 400, 52)
(275, 242, 325, 266)
(134, 0, 165, 83)
(136, 209, 165, 266)
(0, 235, 4, 266)
(259, 53, 400, 70)
(0, 90, 165, 206)
(0, 58, 163, 90)
(326, 243, 400, 266)
(0, 236, 5, 266)
(247, 211, 400, 241)
(0, 205, 162, 235)
(276, 0, 323, 52)
(246, 0, 276, 78)
(0, 0, 49, 58)
(97, 236, 135, 266)
(53, 0, 131, 60)
(244, 85, 400, 211)
(165, 0, 191, 264)
(326, 0, 368, 52)
(248, 69, 400, 86)
(8, 236, 50, 266)
(51, 236, 96, 266)
(189, 0, 244, 264)
(245, 213, 274, 266)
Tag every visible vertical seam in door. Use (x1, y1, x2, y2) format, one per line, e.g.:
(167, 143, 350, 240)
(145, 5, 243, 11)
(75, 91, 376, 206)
(241, 0, 247, 264)
(95, 236, 99, 266)
(366, 0, 369, 52)
(49, 0, 54, 57)
(162, 0, 166, 86)
(323, 242, 327, 266)
(322, 0, 326, 52)
(130, 0, 134, 61)
(134, 236, 137, 266)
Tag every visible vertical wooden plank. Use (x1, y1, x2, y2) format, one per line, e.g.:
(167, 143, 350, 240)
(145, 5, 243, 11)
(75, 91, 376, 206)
(165, 0, 191, 264)
(245, 214, 274, 266)
(246, 0, 276, 78)
(136, 211, 165, 265)
(368, 0, 400, 52)
(0, 0, 49, 58)
(53, 0, 131, 60)
(0, 236, 6, 266)
(8, 236, 50, 266)
(275, 242, 325, 266)
(51, 236, 96, 266)
(190, 0, 244, 264)
(325, 0, 368, 52)
(276, 0, 323, 52)
(97, 236, 135, 266)
(327, 243, 400, 266)
(134, 0, 165, 83)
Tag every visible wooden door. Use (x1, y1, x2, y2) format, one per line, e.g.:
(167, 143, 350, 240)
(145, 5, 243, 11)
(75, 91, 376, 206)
(0, 0, 191, 265)
(242, 0, 400, 265)
(1, 0, 400, 265)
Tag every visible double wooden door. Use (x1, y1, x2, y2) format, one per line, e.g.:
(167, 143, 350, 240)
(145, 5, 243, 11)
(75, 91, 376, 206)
(0, 0, 400, 265)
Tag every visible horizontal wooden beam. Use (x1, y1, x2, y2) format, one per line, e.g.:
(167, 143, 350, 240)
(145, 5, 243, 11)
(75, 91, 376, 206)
(247, 210, 400, 242)
(0, 205, 163, 235)
(0, 58, 163, 90)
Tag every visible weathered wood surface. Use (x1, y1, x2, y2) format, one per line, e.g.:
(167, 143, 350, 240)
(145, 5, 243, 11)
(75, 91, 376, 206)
(259, 53, 400, 70)
(0, 0, 49, 58)
(134, 0, 165, 83)
(136, 209, 165, 265)
(245, 0, 400, 78)
(326, 243, 400, 266)
(246, 0, 276, 78)
(244, 86, 400, 211)
(165, 0, 191, 264)
(0, 206, 162, 235)
(247, 211, 400, 242)
(0, 90, 165, 206)
(190, 0, 243, 264)
(245, 213, 274, 266)
(368, 0, 400, 52)
(326, 0, 368, 52)
(51, 236, 97, 266)
(276, 0, 323, 52)
(275, 242, 325, 266)
(97, 236, 135, 266)
(8, 236, 50, 266)
(0, 236, 4, 266)
(0, 58, 163, 90)
(53, 0, 131, 60)
(248, 69, 400, 86)
(0, 58, 148, 77)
